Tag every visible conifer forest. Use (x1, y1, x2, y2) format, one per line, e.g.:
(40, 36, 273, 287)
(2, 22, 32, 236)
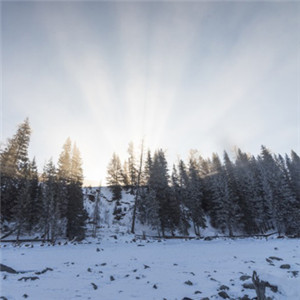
(1, 119, 299, 241)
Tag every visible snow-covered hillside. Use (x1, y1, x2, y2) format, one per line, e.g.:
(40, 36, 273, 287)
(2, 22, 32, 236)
(1, 237, 299, 299)
(83, 187, 221, 238)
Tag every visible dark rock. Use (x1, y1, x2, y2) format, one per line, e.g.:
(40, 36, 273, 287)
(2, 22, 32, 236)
(240, 275, 251, 281)
(18, 276, 39, 281)
(110, 275, 115, 281)
(35, 267, 53, 275)
(136, 276, 140, 279)
(288, 270, 299, 277)
(125, 274, 129, 277)
(96, 248, 100, 252)
(184, 280, 193, 286)
(242, 283, 255, 289)
(269, 256, 283, 261)
(239, 295, 251, 300)
(219, 285, 229, 291)
(190, 272, 195, 276)
(194, 290, 202, 294)
(23, 294, 28, 298)
(153, 284, 158, 289)
(266, 258, 273, 264)
(280, 264, 291, 269)
(0, 264, 18, 274)
(100, 263, 107, 266)
(91, 283, 98, 290)
(133, 269, 137, 272)
(182, 298, 193, 300)
(0, 297, 8, 300)
(204, 237, 213, 241)
(218, 291, 230, 299)
(144, 265, 150, 269)
(200, 298, 209, 300)
(87, 268, 92, 272)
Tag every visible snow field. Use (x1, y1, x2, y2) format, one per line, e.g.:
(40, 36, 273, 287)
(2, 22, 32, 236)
(1, 237, 299, 300)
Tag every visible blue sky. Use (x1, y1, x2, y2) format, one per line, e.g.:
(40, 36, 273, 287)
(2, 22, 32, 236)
(2, 1, 299, 185)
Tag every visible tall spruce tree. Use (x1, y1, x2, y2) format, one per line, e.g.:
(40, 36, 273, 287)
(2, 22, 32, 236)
(25, 158, 43, 233)
(1, 118, 31, 222)
(66, 143, 87, 240)
(148, 150, 179, 236)
(106, 153, 123, 202)
(127, 142, 138, 195)
(186, 156, 206, 236)
(41, 159, 62, 242)
(171, 163, 189, 235)
(209, 153, 235, 236)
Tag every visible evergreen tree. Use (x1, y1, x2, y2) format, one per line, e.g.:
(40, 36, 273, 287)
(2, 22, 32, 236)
(142, 150, 152, 187)
(186, 156, 206, 236)
(148, 150, 178, 236)
(57, 137, 72, 218)
(14, 163, 31, 241)
(25, 158, 43, 233)
(198, 156, 212, 213)
(106, 153, 123, 202)
(66, 143, 87, 240)
(127, 142, 138, 195)
(1, 118, 31, 221)
(286, 151, 300, 202)
(209, 153, 235, 236)
(41, 159, 62, 242)
(121, 160, 130, 189)
(171, 164, 189, 235)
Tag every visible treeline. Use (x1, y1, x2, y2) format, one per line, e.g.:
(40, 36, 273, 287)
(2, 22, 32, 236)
(0, 119, 87, 241)
(1, 120, 300, 240)
(107, 143, 300, 237)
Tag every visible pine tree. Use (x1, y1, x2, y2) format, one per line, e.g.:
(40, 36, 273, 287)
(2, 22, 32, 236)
(148, 150, 178, 236)
(171, 164, 189, 235)
(121, 160, 130, 189)
(41, 159, 62, 242)
(57, 137, 72, 219)
(25, 158, 43, 233)
(235, 151, 261, 234)
(106, 153, 123, 202)
(186, 156, 206, 236)
(286, 151, 300, 202)
(209, 153, 235, 236)
(1, 118, 31, 221)
(14, 163, 32, 241)
(127, 142, 138, 195)
(66, 143, 87, 240)
(142, 150, 152, 187)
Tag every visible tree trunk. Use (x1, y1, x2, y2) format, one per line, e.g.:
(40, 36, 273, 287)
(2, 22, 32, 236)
(252, 271, 266, 300)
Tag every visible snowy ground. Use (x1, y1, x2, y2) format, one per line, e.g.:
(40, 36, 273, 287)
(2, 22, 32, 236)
(1, 236, 299, 300)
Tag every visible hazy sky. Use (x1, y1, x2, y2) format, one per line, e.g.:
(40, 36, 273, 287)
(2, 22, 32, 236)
(2, 1, 299, 185)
